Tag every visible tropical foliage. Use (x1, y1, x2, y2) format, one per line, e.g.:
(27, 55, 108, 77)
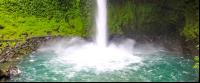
(108, 0, 199, 42)
(0, 0, 199, 51)
(0, 0, 94, 41)
(193, 45, 199, 69)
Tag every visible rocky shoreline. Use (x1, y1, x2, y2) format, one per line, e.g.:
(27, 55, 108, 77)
(0, 36, 51, 63)
(0, 34, 199, 82)
(0, 35, 63, 82)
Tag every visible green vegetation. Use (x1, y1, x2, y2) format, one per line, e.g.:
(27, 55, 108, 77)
(193, 56, 199, 69)
(0, 0, 199, 49)
(0, 0, 199, 41)
(108, 1, 199, 66)
(108, 0, 199, 43)
(193, 45, 199, 69)
(180, 0, 199, 42)
(196, 45, 199, 50)
(0, 0, 94, 40)
(0, 0, 199, 77)
(0, 0, 95, 50)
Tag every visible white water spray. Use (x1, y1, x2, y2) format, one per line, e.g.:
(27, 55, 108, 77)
(38, 0, 144, 72)
(96, 0, 107, 48)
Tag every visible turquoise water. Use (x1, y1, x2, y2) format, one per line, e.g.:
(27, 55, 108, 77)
(8, 51, 199, 82)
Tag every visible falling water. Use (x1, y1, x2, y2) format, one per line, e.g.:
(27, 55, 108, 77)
(8, 0, 199, 82)
(95, 0, 107, 48)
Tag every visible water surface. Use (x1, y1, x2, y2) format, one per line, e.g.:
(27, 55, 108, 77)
(9, 50, 199, 82)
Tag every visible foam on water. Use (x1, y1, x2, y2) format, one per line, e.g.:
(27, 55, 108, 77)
(10, 47, 199, 82)
(38, 37, 142, 72)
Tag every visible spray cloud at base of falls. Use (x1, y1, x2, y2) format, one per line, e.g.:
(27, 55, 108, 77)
(37, 37, 143, 71)
(36, 0, 163, 72)
(36, 0, 145, 72)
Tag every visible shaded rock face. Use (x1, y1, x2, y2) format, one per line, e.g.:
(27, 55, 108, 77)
(108, 34, 125, 43)
(109, 33, 199, 57)
(0, 66, 18, 82)
(182, 40, 199, 57)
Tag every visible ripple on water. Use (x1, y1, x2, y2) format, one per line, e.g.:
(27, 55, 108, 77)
(8, 41, 199, 82)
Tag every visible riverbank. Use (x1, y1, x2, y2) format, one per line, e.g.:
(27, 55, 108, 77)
(2, 35, 199, 82)
(0, 35, 61, 82)
(1, 33, 199, 64)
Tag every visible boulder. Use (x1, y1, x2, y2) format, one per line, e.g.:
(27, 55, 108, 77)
(0, 66, 18, 82)
(0, 69, 7, 81)
(0, 66, 18, 76)
(6, 43, 9, 47)
(0, 58, 5, 63)
(45, 36, 50, 40)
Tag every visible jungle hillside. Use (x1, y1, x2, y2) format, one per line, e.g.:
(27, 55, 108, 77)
(0, 0, 199, 51)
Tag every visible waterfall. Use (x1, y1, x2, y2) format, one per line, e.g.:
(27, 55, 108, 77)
(95, 0, 107, 48)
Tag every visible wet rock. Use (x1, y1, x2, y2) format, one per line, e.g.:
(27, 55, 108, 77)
(0, 50, 2, 55)
(6, 51, 10, 54)
(0, 36, 49, 63)
(5, 57, 12, 62)
(45, 36, 50, 40)
(1, 52, 6, 57)
(0, 69, 7, 81)
(0, 66, 18, 80)
(83, 37, 93, 42)
(25, 47, 29, 50)
(108, 34, 126, 44)
(21, 43, 25, 46)
(0, 58, 5, 63)
(9, 47, 13, 50)
(182, 40, 199, 57)
(14, 50, 19, 54)
(6, 43, 9, 47)
(14, 43, 20, 48)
